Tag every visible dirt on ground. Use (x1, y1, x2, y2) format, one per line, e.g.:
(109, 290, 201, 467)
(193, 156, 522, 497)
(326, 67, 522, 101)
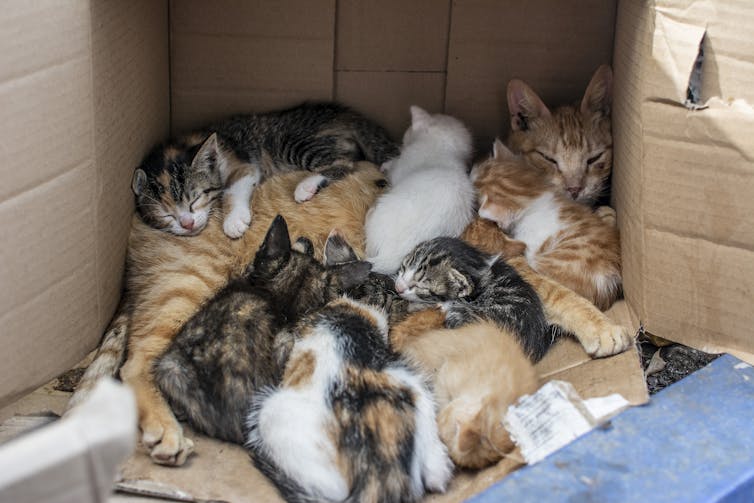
(638, 333, 721, 394)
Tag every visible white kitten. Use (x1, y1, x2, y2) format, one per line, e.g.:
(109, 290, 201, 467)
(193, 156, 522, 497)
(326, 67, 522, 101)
(364, 106, 475, 274)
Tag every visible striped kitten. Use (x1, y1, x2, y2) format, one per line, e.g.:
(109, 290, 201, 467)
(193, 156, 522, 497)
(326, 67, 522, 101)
(507, 65, 613, 205)
(471, 140, 621, 310)
(132, 102, 397, 239)
(153, 216, 371, 445)
(247, 297, 452, 503)
(68, 165, 387, 466)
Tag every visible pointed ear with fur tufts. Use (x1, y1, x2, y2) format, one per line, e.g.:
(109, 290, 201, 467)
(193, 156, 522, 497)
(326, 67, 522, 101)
(131, 168, 147, 196)
(580, 65, 612, 118)
(456, 410, 484, 454)
(256, 215, 291, 263)
(492, 138, 515, 160)
(192, 132, 221, 172)
(324, 229, 359, 265)
(409, 105, 432, 131)
(507, 79, 551, 131)
(447, 269, 473, 298)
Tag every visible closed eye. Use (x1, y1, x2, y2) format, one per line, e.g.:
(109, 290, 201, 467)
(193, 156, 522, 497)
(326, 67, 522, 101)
(535, 151, 559, 168)
(203, 186, 222, 194)
(587, 152, 605, 165)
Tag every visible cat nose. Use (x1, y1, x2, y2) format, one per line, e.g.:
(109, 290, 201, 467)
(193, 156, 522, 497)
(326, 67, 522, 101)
(179, 215, 195, 230)
(567, 186, 582, 199)
(395, 280, 406, 294)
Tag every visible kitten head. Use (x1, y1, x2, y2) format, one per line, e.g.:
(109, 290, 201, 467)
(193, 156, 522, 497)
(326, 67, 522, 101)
(506, 65, 613, 205)
(395, 238, 493, 303)
(252, 217, 373, 317)
(132, 133, 225, 236)
(396, 106, 473, 162)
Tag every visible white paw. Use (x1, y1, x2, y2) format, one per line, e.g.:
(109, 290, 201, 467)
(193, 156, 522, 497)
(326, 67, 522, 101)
(585, 325, 634, 358)
(423, 449, 454, 493)
(294, 175, 326, 203)
(223, 207, 252, 239)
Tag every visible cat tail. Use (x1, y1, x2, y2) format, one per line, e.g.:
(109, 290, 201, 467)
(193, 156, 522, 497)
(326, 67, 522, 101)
(63, 301, 130, 414)
(348, 114, 400, 166)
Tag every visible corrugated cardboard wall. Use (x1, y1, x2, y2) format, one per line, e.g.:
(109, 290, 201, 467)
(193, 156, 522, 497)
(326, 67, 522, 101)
(170, 0, 617, 152)
(0, 1, 169, 407)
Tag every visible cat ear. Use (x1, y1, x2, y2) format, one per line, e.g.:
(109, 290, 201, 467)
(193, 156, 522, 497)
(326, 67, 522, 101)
(258, 215, 291, 261)
(456, 410, 483, 454)
(336, 261, 373, 291)
(192, 133, 220, 171)
(410, 105, 431, 130)
(131, 168, 147, 196)
(581, 64, 612, 117)
(447, 269, 473, 298)
(492, 138, 514, 160)
(292, 237, 314, 256)
(324, 229, 359, 265)
(507, 79, 551, 131)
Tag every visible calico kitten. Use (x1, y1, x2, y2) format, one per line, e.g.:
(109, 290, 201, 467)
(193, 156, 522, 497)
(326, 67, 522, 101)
(395, 237, 552, 361)
(471, 140, 621, 310)
(364, 106, 475, 274)
(132, 102, 398, 239)
(247, 297, 453, 503)
(94, 165, 385, 466)
(153, 216, 371, 445)
(507, 65, 613, 205)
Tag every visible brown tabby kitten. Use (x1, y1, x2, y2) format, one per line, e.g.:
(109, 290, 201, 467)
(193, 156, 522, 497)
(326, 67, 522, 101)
(471, 141, 621, 310)
(507, 65, 613, 205)
(132, 102, 397, 239)
(72, 164, 386, 466)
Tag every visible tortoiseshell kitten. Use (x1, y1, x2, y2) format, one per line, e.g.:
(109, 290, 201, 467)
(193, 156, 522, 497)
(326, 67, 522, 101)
(395, 237, 553, 361)
(153, 216, 371, 445)
(507, 65, 613, 206)
(132, 101, 398, 239)
(247, 296, 452, 503)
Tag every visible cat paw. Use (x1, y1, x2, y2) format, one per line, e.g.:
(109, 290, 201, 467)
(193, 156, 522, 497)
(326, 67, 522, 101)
(294, 174, 327, 203)
(223, 207, 252, 239)
(150, 432, 195, 466)
(595, 206, 617, 226)
(583, 324, 634, 358)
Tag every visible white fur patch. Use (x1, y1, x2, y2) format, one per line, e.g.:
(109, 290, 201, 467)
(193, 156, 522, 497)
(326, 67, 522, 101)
(511, 192, 564, 265)
(223, 172, 259, 238)
(247, 328, 348, 501)
(365, 112, 475, 274)
(294, 174, 327, 203)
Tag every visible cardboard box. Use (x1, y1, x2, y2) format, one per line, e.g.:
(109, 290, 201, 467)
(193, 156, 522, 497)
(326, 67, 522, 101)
(0, 0, 752, 500)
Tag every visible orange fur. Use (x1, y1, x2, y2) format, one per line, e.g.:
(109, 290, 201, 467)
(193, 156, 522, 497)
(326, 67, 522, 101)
(472, 148, 622, 311)
(120, 163, 386, 465)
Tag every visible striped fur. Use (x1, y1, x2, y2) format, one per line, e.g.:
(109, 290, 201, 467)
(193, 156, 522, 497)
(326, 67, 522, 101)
(470, 142, 622, 310)
(507, 65, 613, 206)
(72, 165, 386, 466)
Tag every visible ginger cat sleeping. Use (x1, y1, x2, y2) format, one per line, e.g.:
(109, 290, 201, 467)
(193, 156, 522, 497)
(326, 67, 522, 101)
(69, 163, 387, 465)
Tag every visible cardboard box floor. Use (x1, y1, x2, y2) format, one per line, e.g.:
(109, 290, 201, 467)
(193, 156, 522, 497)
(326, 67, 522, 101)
(0, 302, 647, 503)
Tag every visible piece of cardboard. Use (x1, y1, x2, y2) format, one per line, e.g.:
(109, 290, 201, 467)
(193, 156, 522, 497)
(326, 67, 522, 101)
(0, 0, 169, 408)
(336, 0, 450, 72)
(444, 0, 617, 152)
(612, 0, 754, 362)
(169, 0, 336, 133)
(335, 71, 446, 139)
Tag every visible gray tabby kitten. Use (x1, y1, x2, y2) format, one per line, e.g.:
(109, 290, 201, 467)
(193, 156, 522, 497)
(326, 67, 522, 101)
(153, 215, 372, 444)
(394, 237, 553, 361)
(132, 102, 398, 239)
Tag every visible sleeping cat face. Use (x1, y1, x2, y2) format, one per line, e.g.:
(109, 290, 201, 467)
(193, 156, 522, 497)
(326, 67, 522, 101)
(506, 65, 613, 206)
(132, 133, 224, 236)
(395, 238, 490, 303)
